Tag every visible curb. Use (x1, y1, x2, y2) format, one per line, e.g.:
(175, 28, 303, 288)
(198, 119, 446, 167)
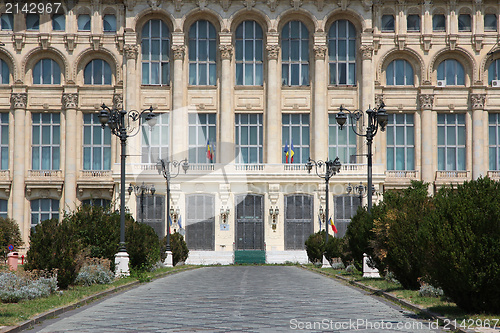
(301, 266, 473, 333)
(0, 266, 199, 333)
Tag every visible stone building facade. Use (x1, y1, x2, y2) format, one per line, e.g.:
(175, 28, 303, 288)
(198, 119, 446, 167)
(0, 0, 499, 264)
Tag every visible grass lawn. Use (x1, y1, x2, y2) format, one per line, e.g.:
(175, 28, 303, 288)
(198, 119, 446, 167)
(307, 265, 500, 328)
(0, 265, 195, 327)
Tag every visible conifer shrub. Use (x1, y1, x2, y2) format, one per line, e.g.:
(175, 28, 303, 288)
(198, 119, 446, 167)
(305, 231, 325, 264)
(126, 220, 161, 270)
(162, 232, 189, 266)
(422, 177, 500, 313)
(0, 217, 23, 260)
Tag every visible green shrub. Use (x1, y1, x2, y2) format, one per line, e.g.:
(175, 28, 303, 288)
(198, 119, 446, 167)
(0, 217, 23, 260)
(422, 177, 500, 313)
(305, 231, 326, 264)
(0, 272, 58, 303)
(162, 232, 189, 266)
(75, 264, 114, 286)
(126, 220, 161, 271)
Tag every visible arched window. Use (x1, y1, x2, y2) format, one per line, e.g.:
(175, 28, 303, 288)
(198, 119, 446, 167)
(328, 20, 356, 85)
(484, 14, 497, 32)
(235, 20, 263, 86)
(381, 15, 395, 32)
(437, 59, 465, 86)
(78, 14, 91, 31)
(84, 59, 111, 85)
(386, 59, 414, 86)
(282, 21, 309, 86)
(189, 20, 216, 86)
(0, 59, 9, 84)
(26, 13, 39, 30)
(33, 59, 61, 84)
(407, 14, 420, 32)
(433, 14, 446, 31)
(141, 19, 170, 85)
(488, 59, 500, 85)
(103, 14, 116, 32)
(458, 14, 471, 32)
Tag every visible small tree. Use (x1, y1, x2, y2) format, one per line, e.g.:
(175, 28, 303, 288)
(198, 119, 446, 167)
(126, 220, 161, 270)
(0, 217, 23, 260)
(305, 231, 325, 264)
(162, 232, 189, 266)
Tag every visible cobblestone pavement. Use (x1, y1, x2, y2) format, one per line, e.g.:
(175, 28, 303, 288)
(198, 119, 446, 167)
(27, 266, 444, 333)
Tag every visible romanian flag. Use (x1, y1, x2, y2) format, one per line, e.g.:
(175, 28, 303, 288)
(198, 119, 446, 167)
(168, 215, 173, 226)
(207, 139, 213, 162)
(329, 217, 338, 234)
(284, 140, 289, 163)
(290, 140, 295, 163)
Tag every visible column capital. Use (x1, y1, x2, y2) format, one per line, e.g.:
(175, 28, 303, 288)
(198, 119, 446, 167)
(359, 44, 374, 60)
(419, 93, 434, 110)
(313, 45, 327, 60)
(62, 93, 78, 110)
(124, 44, 139, 60)
(10, 93, 27, 109)
(470, 93, 486, 110)
(375, 93, 384, 107)
(113, 93, 123, 110)
(172, 45, 185, 60)
(219, 45, 233, 60)
(266, 44, 280, 60)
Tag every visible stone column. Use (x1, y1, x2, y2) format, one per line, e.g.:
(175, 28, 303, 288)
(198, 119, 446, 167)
(313, 45, 328, 160)
(471, 93, 486, 179)
(419, 94, 434, 193)
(219, 45, 234, 164)
(11, 93, 27, 242)
(123, 45, 140, 164)
(359, 45, 378, 164)
(171, 45, 187, 159)
(266, 44, 281, 164)
(62, 93, 78, 212)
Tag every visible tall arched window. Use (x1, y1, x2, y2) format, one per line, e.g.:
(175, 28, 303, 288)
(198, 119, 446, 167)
(0, 59, 9, 84)
(84, 59, 111, 85)
(235, 20, 263, 86)
(328, 20, 356, 85)
(33, 59, 61, 84)
(437, 59, 465, 86)
(189, 20, 216, 86)
(488, 59, 500, 85)
(282, 20, 309, 86)
(141, 19, 170, 85)
(386, 59, 414, 86)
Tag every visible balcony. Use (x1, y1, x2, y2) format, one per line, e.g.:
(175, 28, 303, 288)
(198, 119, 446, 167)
(435, 170, 471, 188)
(487, 171, 500, 181)
(384, 170, 419, 189)
(28, 170, 63, 179)
(79, 170, 113, 179)
(25, 170, 64, 198)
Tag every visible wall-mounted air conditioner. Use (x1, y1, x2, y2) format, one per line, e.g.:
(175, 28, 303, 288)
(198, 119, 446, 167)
(437, 80, 446, 87)
(492, 80, 500, 87)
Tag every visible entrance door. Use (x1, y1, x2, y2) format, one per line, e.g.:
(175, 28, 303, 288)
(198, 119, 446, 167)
(234, 194, 265, 263)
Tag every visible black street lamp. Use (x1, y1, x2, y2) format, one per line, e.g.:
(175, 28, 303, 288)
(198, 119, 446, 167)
(128, 182, 156, 224)
(346, 182, 376, 203)
(156, 158, 189, 256)
(335, 102, 388, 212)
(99, 104, 156, 275)
(306, 157, 341, 247)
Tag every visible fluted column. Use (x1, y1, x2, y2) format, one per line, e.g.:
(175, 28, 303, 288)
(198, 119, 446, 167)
(360, 45, 378, 163)
(471, 93, 486, 179)
(123, 44, 140, 164)
(11, 93, 27, 242)
(63, 93, 78, 211)
(313, 45, 328, 160)
(219, 45, 234, 164)
(266, 44, 281, 164)
(419, 94, 434, 193)
(171, 45, 187, 159)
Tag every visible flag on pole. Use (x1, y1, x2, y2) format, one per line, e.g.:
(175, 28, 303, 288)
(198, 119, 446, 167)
(290, 140, 295, 163)
(329, 217, 338, 234)
(318, 214, 322, 230)
(178, 215, 182, 229)
(207, 139, 213, 162)
(168, 215, 173, 226)
(284, 140, 289, 163)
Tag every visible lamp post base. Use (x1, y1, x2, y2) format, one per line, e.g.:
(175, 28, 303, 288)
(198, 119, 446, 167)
(164, 251, 173, 267)
(115, 251, 130, 277)
(321, 255, 329, 268)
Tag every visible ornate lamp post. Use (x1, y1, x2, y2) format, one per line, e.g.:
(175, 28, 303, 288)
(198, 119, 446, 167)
(128, 182, 156, 224)
(98, 104, 156, 276)
(156, 158, 189, 266)
(306, 157, 341, 247)
(335, 102, 388, 212)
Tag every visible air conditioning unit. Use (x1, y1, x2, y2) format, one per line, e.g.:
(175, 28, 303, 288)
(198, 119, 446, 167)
(437, 80, 446, 87)
(492, 80, 500, 87)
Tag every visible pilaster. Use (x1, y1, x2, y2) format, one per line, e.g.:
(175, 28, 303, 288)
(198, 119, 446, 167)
(266, 44, 281, 164)
(471, 93, 486, 179)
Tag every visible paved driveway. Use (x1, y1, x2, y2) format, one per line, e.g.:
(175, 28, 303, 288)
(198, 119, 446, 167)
(27, 266, 442, 332)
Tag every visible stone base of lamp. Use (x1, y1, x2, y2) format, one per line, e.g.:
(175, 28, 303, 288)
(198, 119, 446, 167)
(321, 255, 329, 268)
(114, 251, 130, 277)
(164, 250, 173, 267)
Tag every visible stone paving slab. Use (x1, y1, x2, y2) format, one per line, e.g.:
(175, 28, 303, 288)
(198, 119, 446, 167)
(23, 266, 444, 333)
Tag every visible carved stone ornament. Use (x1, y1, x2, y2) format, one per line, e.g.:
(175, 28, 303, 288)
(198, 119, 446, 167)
(337, 0, 349, 11)
(313, 45, 327, 60)
(266, 45, 280, 60)
(359, 45, 374, 60)
(419, 94, 434, 110)
(124, 44, 138, 60)
(10, 93, 27, 109)
(362, 0, 372, 11)
(113, 93, 123, 110)
(62, 93, 78, 110)
(125, 0, 137, 10)
(147, 0, 161, 10)
(316, 0, 324, 11)
(375, 94, 384, 107)
(197, 0, 207, 10)
(172, 45, 185, 60)
(219, 45, 233, 59)
(471, 93, 486, 110)
(173, 0, 182, 11)
(290, 0, 302, 10)
(220, 0, 230, 11)
(267, 0, 279, 11)
(244, 0, 256, 9)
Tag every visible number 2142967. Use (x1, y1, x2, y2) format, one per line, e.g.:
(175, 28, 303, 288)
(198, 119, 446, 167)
(5, 3, 62, 15)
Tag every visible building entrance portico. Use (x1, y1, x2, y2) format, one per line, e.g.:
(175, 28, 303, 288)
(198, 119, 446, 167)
(234, 194, 265, 263)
